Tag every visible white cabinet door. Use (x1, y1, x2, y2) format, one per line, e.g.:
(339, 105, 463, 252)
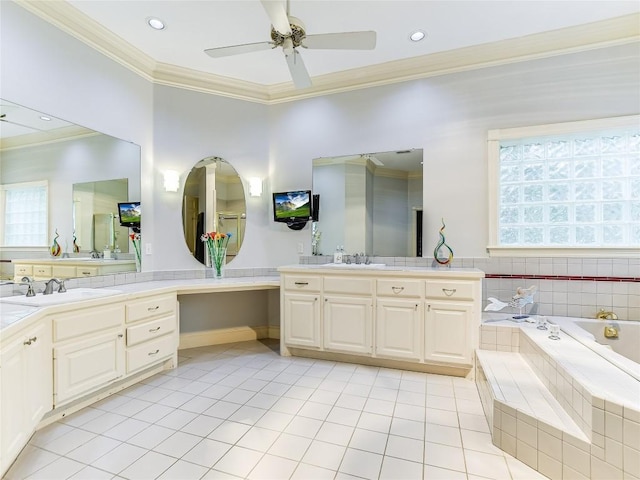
(0, 321, 52, 477)
(0, 338, 27, 473)
(24, 321, 53, 426)
(54, 330, 125, 406)
(323, 296, 372, 355)
(425, 301, 473, 365)
(283, 293, 321, 348)
(376, 299, 422, 361)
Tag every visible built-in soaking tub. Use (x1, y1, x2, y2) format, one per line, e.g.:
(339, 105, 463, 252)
(545, 316, 640, 381)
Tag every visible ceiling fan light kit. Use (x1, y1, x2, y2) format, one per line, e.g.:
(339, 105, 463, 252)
(204, 0, 376, 89)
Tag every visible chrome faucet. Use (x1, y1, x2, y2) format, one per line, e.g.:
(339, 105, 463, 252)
(596, 309, 618, 321)
(21, 276, 36, 297)
(90, 250, 101, 259)
(43, 278, 66, 295)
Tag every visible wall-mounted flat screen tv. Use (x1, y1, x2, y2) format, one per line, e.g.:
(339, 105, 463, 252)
(117, 201, 141, 228)
(273, 190, 312, 223)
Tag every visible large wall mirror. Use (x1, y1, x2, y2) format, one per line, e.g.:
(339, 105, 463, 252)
(0, 99, 141, 279)
(182, 157, 246, 265)
(312, 149, 423, 257)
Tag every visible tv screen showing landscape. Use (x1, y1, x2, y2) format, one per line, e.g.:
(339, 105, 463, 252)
(273, 190, 312, 222)
(118, 202, 141, 226)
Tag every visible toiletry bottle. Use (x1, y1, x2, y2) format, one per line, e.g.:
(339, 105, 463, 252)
(103, 245, 111, 260)
(334, 246, 343, 264)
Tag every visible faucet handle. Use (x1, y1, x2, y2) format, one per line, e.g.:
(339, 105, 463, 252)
(58, 279, 67, 293)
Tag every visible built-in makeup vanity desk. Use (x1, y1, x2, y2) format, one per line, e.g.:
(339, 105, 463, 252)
(0, 276, 279, 476)
(279, 264, 484, 377)
(13, 258, 137, 281)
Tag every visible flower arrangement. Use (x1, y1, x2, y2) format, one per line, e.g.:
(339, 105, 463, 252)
(201, 231, 232, 278)
(129, 232, 141, 271)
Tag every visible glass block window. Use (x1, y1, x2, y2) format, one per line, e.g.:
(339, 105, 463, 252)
(488, 116, 640, 252)
(1, 181, 48, 246)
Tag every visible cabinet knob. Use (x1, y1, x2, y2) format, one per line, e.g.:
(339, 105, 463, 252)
(118, 334, 124, 338)
(442, 288, 456, 296)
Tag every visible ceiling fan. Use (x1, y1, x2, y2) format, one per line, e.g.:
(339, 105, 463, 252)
(204, 0, 376, 89)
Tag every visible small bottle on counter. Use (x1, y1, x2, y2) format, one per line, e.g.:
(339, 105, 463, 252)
(334, 245, 343, 264)
(103, 245, 111, 260)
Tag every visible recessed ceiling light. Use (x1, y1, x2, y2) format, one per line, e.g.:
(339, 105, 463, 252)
(409, 30, 426, 42)
(147, 17, 166, 30)
(39, 115, 51, 121)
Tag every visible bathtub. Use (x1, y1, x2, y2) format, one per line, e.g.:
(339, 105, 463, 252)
(549, 316, 640, 381)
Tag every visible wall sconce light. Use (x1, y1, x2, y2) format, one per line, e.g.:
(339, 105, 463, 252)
(248, 177, 263, 197)
(163, 170, 180, 192)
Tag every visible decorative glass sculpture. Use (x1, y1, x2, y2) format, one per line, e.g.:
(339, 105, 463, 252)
(433, 218, 453, 266)
(50, 229, 62, 257)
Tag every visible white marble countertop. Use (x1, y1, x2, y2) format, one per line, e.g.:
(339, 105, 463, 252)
(279, 264, 485, 278)
(13, 258, 135, 265)
(0, 276, 280, 337)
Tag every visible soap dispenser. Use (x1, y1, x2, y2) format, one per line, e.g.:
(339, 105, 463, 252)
(103, 245, 111, 260)
(334, 246, 343, 264)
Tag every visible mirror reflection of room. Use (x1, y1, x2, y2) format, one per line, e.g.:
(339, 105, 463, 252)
(182, 157, 246, 266)
(0, 99, 141, 280)
(312, 148, 423, 257)
(73, 179, 129, 254)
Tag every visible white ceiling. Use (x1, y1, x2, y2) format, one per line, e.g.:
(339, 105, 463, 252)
(61, 0, 639, 88)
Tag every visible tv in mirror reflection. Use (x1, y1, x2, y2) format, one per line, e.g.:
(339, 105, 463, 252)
(273, 190, 313, 224)
(118, 202, 141, 231)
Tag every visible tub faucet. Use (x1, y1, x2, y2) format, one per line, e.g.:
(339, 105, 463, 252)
(596, 309, 618, 321)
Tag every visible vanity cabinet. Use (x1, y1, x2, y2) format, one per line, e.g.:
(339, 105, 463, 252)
(424, 279, 478, 365)
(125, 293, 178, 374)
(0, 319, 52, 474)
(282, 275, 322, 348)
(323, 276, 373, 355)
(280, 266, 483, 373)
(13, 259, 136, 281)
(375, 279, 423, 361)
(53, 305, 126, 406)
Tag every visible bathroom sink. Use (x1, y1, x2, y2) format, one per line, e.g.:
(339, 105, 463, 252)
(0, 288, 123, 307)
(320, 263, 387, 269)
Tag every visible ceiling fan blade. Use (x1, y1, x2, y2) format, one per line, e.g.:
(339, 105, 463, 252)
(260, 0, 292, 36)
(303, 31, 376, 50)
(285, 49, 312, 89)
(205, 41, 274, 58)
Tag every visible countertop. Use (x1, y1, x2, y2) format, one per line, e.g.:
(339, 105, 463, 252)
(279, 264, 485, 278)
(0, 276, 280, 337)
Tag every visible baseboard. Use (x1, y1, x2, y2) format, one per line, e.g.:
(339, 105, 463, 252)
(179, 325, 279, 349)
(268, 325, 280, 340)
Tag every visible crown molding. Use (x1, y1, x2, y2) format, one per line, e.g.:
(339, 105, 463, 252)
(16, 1, 640, 105)
(0, 125, 97, 151)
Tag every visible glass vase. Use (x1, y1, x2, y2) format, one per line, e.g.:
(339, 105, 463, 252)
(209, 246, 227, 279)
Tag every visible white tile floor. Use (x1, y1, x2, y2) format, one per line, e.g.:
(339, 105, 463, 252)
(5, 341, 549, 480)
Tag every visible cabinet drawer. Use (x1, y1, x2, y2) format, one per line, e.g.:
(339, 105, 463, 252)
(126, 316, 176, 346)
(53, 265, 77, 279)
(324, 277, 373, 295)
(425, 280, 475, 301)
(33, 266, 52, 277)
(76, 266, 99, 277)
(126, 294, 176, 324)
(126, 334, 175, 373)
(283, 275, 322, 292)
(377, 279, 422, 298)
(54, 304, 125, 342)
(14, 265, 32, 277)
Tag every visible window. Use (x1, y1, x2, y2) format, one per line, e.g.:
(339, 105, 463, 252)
(488, 116, 640, 256)
(0, 181, 48, 246)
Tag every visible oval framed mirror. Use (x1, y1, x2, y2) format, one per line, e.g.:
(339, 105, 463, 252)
(182, 157, 246, 265)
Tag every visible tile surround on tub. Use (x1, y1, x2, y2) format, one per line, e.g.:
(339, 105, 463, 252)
(477, 319, 640, 480)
